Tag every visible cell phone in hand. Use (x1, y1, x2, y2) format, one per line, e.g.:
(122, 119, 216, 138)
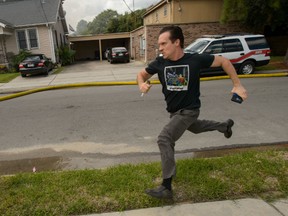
(231, 93, 243, 104)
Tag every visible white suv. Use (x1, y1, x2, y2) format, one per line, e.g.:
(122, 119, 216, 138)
(184, 34, 271, 74)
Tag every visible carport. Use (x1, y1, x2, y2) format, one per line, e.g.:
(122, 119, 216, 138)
(68, 32, 131, 61)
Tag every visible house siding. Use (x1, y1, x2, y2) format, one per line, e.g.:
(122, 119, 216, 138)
(37, 26, 53, 58)
(5, 33, 18, 55)
(4, 25, 52, 58)
(171, 0, 222, 23)
(144, 3, 170, 25)
(53, 20, 67, 49)
(144, 0, 223, 25)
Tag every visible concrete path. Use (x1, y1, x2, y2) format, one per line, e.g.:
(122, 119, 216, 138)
(83, 198, 288, 216)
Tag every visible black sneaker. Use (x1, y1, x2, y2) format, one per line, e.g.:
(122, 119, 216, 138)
(224, 119, 234, 138)
(145, 185, 173, 199)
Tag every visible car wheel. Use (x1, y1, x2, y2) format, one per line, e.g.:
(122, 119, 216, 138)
(238, 61, 255, 75)
(110, 60, 113, 64)
(21, 73, 26, 77)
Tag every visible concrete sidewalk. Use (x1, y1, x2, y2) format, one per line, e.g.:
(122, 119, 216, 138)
(1, 61, 287, 215)
(83, 198, 288, 216)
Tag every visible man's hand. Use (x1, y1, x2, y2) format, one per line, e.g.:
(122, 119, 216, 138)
(140, 80, 152, 96)
(137, 69, 153, 95)
(212, 56, 248, 101)
(231, 84, 248, 101)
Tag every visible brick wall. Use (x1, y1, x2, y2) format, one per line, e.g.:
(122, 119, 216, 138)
(132, 22, 249, 63)
(131, 27, 145, 61)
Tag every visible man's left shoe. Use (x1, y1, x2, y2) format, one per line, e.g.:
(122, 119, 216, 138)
(145, 185, 173, 199)
(224, 119, 234, 138)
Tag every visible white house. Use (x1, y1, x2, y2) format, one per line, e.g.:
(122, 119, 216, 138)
(0, 0, 68, 67)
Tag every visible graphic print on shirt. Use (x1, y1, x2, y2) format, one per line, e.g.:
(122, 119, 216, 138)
(164, 65, 189, 91)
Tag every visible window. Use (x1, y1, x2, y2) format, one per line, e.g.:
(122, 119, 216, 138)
(16, 28, 38, 50)
(164, 5, 167, 16)
(17, 31, 27, 50)
(223, 39, 243, 52)
(140, 36, 145, 56)
(245, 37, 269, 50)
(155, 12, 159, 22)
(185, 40, 210, 53)
(28, 29, 38, 48)
(204, 40, 223, 54)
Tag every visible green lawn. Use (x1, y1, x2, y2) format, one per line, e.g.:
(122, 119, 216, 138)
(0, 66, 63, 83)
(1, 149, 287, 216)
(0, 73, 19, 83)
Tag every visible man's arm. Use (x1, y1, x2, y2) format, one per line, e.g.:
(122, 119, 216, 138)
(211, 56, 248, 100)
(137, 69, 153, 94)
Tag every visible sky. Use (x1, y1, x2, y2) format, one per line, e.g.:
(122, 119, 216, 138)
(63, 0, 160, 30)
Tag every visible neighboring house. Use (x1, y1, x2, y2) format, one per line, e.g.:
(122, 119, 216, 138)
(0, 0, 68, 68)
(131, 0, 248, 62)
(67, 0, 248, 63)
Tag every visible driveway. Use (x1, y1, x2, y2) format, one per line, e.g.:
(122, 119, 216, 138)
(0, 60, 147, 93)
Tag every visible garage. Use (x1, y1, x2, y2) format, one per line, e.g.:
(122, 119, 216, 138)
(68, 32, 131, 61)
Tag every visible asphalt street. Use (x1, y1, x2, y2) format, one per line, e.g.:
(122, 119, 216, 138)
(0, 61, 287, 171)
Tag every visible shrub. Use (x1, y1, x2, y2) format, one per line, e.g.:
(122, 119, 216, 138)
(0, 64, 8, 74)
(9, 50, 32, 71)
(57, 45, 76, 66)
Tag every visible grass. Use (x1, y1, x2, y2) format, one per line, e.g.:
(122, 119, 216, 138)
(0, 149, 287, 216)
(256, 56, 288, 71)
(0, 66, 64, 83)
(0, 73, 19, 83)
(52, 65, 64, 74)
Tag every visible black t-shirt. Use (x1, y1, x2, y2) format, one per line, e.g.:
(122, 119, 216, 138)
(145, 53, 214, 113)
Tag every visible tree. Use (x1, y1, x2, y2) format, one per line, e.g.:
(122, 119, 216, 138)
(107, 9, 145, 33)
(87, 9, 119, 34)
(221, 0, 288, 63)
(75, 8, 145, 35)
(76, 20, 89, 35)
(221, 0, 288, 32)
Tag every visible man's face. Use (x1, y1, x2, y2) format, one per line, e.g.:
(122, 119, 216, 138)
(158, 32, 179, 60)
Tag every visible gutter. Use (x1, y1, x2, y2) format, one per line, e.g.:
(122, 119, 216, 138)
(14, 22, 55, 28)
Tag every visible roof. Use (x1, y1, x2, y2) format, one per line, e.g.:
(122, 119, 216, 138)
(143, 0, 166, 17)
(0, 0, 62, 27)
(0, 19, 13, 28)
(69, 32, 131, 42)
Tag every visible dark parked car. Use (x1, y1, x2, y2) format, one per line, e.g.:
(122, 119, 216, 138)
(107, 47, 130, 63)
(19, 54, 53, 77)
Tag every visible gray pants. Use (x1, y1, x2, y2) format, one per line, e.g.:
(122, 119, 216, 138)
(157, 109, 228, 179)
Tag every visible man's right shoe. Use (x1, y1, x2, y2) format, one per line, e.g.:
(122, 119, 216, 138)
(145, 185, 173, 199)
(224, 119, 234, 138)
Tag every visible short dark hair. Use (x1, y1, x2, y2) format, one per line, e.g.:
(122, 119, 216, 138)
(159, 25, 184, 48)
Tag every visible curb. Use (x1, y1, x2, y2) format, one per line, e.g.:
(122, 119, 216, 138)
(0, 72, 287, 102)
